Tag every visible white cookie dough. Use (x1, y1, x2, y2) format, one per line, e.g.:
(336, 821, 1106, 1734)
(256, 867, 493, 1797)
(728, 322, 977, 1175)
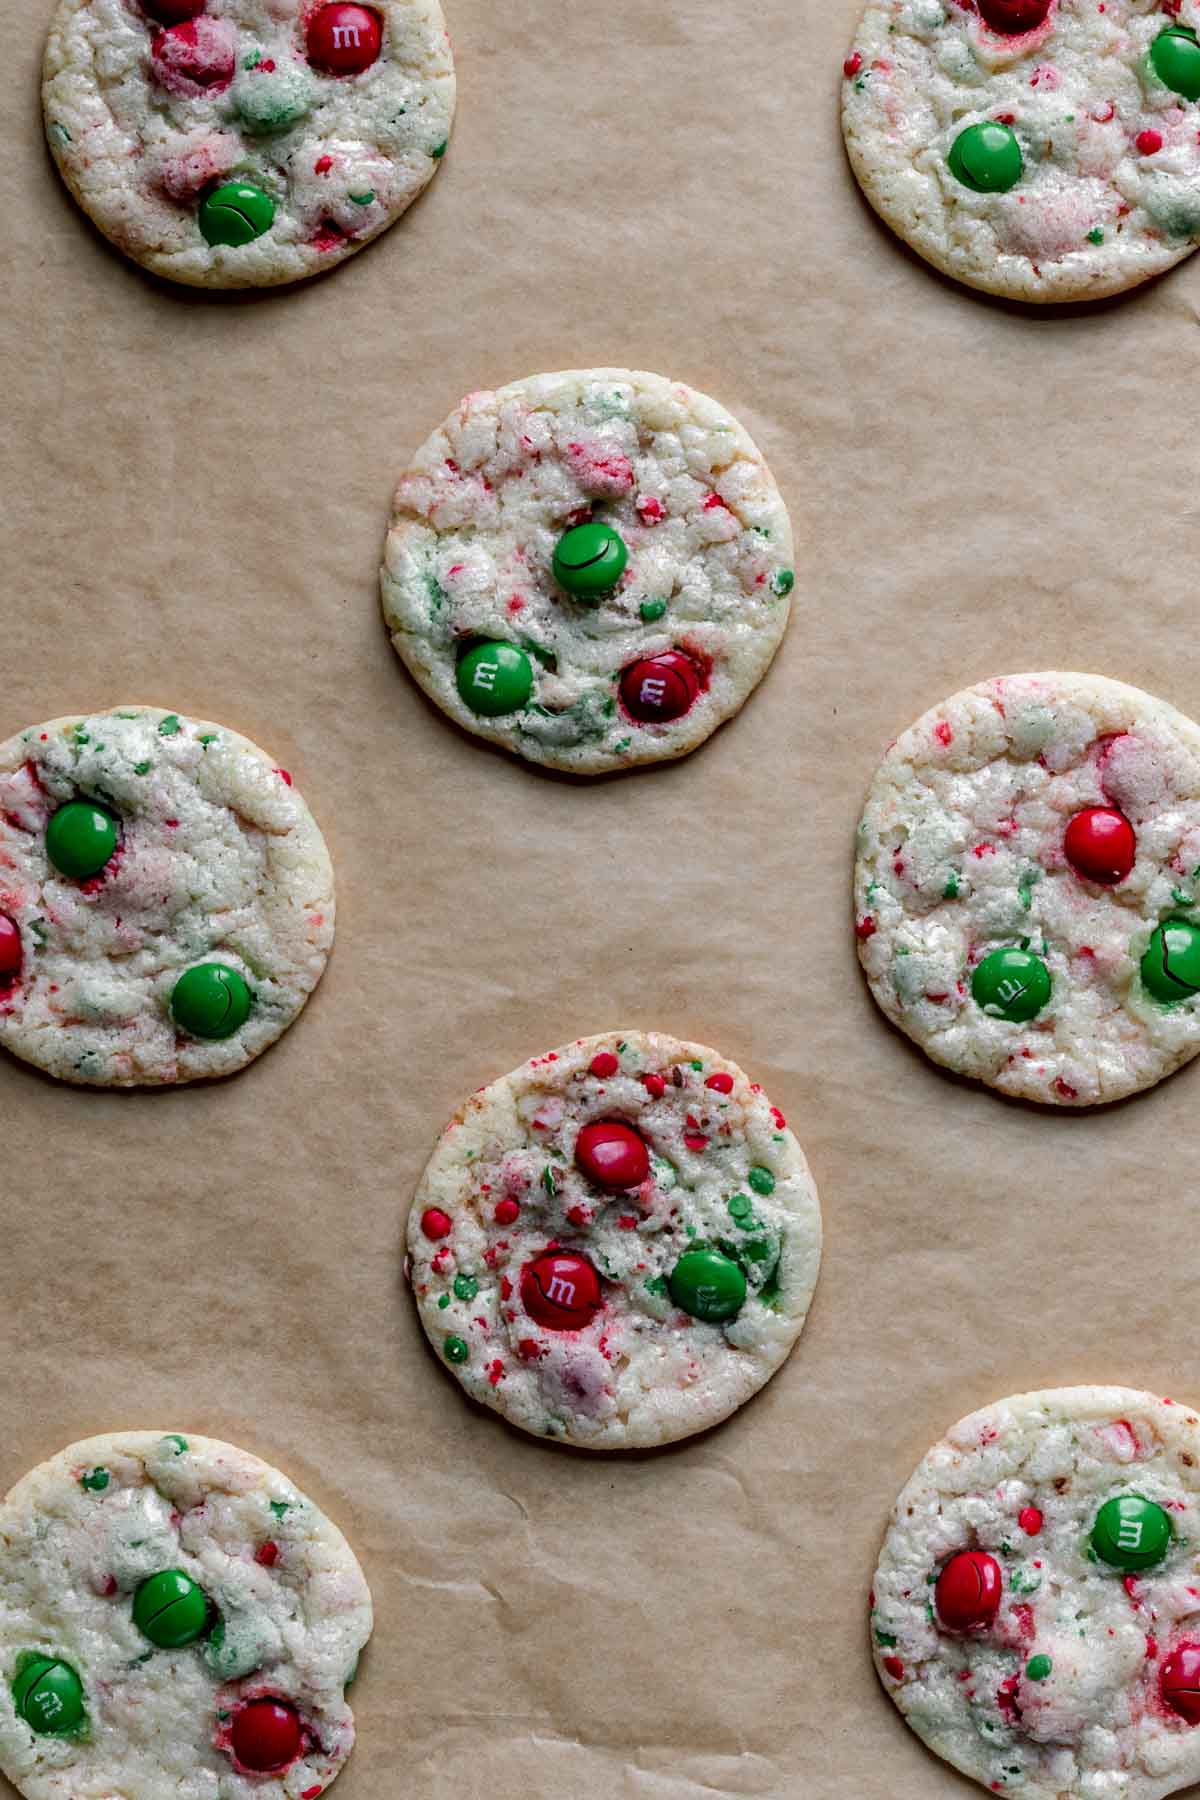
(380, 369, 797, 775)
(43, 0, 454, 287)
(842, 0, 1200, 301)
(872, 1386, 1200, 1800)
(0, 1431, 372, 1800)
(0, 706, 333, 1086)
(406, 1031, 822, 1449)
(854, 672, 1200, 1105)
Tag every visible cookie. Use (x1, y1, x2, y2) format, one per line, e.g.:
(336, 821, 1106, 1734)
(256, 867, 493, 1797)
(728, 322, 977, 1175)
(870, 1385, 1200, 1800)
(43, 0, 454, 287)
(0, 1431, 371, 1800)
(380, 370, 797, 775)
(405, 1031, 822, 1448)
(0, 706, 333, 1086)
(842, 0, 1200, 302)
(854, 672, 1200, 1106)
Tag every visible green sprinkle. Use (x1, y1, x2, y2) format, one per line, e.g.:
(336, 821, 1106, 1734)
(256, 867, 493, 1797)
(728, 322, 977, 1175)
(1017, 867, 1040, 911)
(161, 1434, 188, 1455)
(30, 921, 48, 943)
(601, 697, 615, 716)
(443, 1334, 469, 1364)
(133, 761, 152, 776)
(639, 599, 668, 623)
(542, 1166, 557, 1199)
(727, 1194, 754, 1221)
(1086, 227, 1104, 244)
(269, 1501, 291, 1520)
(645, 1274, 668, 1296)
(616, 1041, 626, 1052)
(116, 712, 142, 720)
(73, 730, 89, 746)
(855, 77, 865, 89)
(349, 190, 375, 205)
(80, 1467, 109, 1492)
(942, 872, 960, 899)
(49, 121, 71, 144)
(690, 1060, 703, 1071)
(1026, 1654, 1052, 1681)
(613, 737, 632, 753)
(1173, 888, 1195, 907)
(242, 48, 261, 66)
(453, 1273, 478, 1301)
(431, 140, 448, 158)
(158, 715, 181, 736)
(748, 1166, 775, 1196)
(197, 733, 218, 747)
(771, 569, 795, 597)
(874, 1629, 897, 1646)
(437, 1293, 450, 1309)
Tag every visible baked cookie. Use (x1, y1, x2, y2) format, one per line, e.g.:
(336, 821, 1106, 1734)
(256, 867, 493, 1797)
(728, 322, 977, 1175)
(380, 370, 796, 775)
(405, 1031, 822, 1449)
(43, 0, 454, 287)
(871, 1386, 1200, 1800)
(0, 1432, 371, 1800)
(0, 706, 333, 1086)
(842, 0, 1200, 301)
(854, 672, 1200, 1106)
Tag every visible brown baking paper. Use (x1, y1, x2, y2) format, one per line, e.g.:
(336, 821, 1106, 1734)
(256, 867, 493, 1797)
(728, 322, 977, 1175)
(3, 0, 1200, 1793)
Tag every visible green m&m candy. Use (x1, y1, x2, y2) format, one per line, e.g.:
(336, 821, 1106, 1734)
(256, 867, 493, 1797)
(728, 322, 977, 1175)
(552, 522, 628, 599)
(1140, 919, 1200, 1004)
(45, 801, 118, 881)
(11, 1654, 85, 1735)
(1151, 26, 1200, 101)
(198, 181, 276, 247)
(170, 963, 252, 1039)
(455, 642, 533, 716)
(1090, 1495, 1172, 1571)
(443, 1334, 469, 1363)
(971, 947, 1051, 1022)
(133, 1570, 210, 1648)
(668, 1245, 747, 1323)
(948, 121, 1024, 193)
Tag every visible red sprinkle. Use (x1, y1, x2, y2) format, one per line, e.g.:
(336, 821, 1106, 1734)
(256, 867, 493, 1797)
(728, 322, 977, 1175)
(933, 720, 953, 745)
(273, 768, 292, 786)
(589, 1051, 619, 1078)
(517, 1338, 543, 1360)
(1018, 1506, 1043, 1536)
(420, 1208, 452, 1241)
(641, 1072, 666, 1098)
(844, 50, 863, 74)
(683, 1133, 709, 1152)
(487, 1359, 504, 1386)
(255, 1541, 279, 1567)
(1137, 128, 1163, 154)
(705, 1071, 734, 1093)
(770, 1107, 787, 1129)
(617, 1215, 638, 1230)
(494, 1198, 519, 1225)
(856, 915, 877, 940)
(314, 154, 333, 173)
(882, 1656, 905, 1680)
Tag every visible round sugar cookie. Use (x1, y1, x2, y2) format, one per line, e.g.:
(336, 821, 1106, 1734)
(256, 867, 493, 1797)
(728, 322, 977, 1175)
(854, 672, 1200, 1106)
(380, 369, 797, 775)
(0, 1431, 372, 1800)
(871, 1386, 1200, 1800)
(0, 706, 333, 1086)
(405, 1031, 822, 1449)
(43, 0, 454, 287)
(842, 0, 1200, 302)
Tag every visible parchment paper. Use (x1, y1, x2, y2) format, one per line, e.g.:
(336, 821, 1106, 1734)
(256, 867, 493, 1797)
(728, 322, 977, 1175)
(3, 0, 1200, 1794)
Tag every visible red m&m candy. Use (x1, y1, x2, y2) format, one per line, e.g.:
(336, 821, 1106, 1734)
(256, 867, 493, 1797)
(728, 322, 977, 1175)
(494, 1198, 520, 1225)
(1162, 1644, 1200, 1724)
(619, 651, 701, 725)
(520, 1251, 601, 1330)
(1064, 807, 1136, 885)
(142, 0, 205, 22)
(0, 914, 21, 984)
(575, 1121, 649, 1191)
(977, 0, 1051, 31)
(935, 1551, 1003, 1632)
(149, 17, 236, 96)
(306, 3, 382, 74)
(420, 1207, 452, 1241)
(231, 1699, 302, 1772)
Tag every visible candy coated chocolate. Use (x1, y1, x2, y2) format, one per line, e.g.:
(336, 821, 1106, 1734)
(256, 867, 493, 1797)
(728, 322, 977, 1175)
(971, 947, 1051, 1022)
(1161, 1643, 1200, 1724)
(520, 1251, 601, 1329)
(619, 651, 701, 724)
(575, 1120, 650, 1190)
(456, 641, 533, 717)
(668, 1245, 746, 1322)
(1064, 808, 1136, 884)
(11, 1655, 85, 1735)
(976, 0, 1050, 30)
(1091, 1495, 1172, 1570)
(935, 1551, 1003, 1631)
(198, 181, 275, 246)
(1141, 920, 1200, 1004)
(46, 801, 118, 881)
(947, 121, 1023, 192)
(231, 1697, 302, 1771)
(143, 0, 206, 20)
(0, 913, 21, 981)
(306, 3, 382, 74)
(421, 1208, 452, 1240)
(552, 522, 628, 599)
(1151, 26, 1200, 102)
(170, 963, 252, 1039)
(133, 1569, 209, 1646)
